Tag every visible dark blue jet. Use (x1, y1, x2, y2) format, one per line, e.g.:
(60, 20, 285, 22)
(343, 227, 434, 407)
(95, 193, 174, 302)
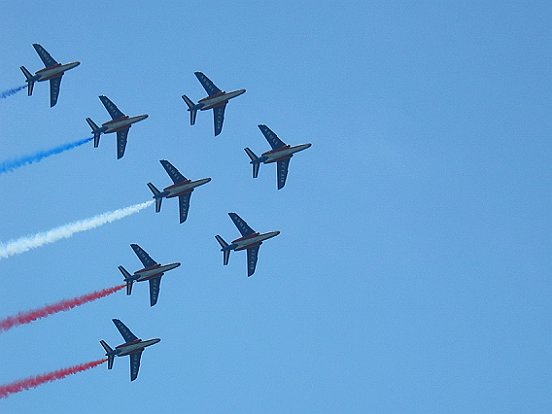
(118, 244, 181, 307)
(147, 160, 211, 224)
(100, 319, 160, 382)
(20, 44, 80, 107)
(215, 213, 279, 277)
(182, 72, 245, 136)
(245, 125, 311, 190)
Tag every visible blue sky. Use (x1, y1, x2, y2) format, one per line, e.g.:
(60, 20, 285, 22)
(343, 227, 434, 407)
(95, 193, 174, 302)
(0, 1, 551, 412)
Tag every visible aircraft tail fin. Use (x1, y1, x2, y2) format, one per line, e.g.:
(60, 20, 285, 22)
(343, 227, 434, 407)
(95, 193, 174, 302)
(147, 182, 163, 212)
(99, 340, 115, 369)
(182, 95, 198, 125)
(118, 265, 133, 295)
(244, 147, 261, 178)
(86, 118, 102, 147)
(20, 66, 34, 96)
(215, 235, 231, 265)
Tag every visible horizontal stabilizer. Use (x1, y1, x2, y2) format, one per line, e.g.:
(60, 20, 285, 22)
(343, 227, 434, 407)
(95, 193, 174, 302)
(118, 266, 133, 295)
(20, 66, 34, 96)
(182, 95, 197, 125)
(215, 235, 231, 265)
(147, 182, 163, 212)
(99, 340, 115, 369)
(86, 118, 101, 147)
(244, 147, 261, 178)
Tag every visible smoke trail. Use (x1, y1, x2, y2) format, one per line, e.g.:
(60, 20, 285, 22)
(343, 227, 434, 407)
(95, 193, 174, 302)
(0, 200, 154, 260)
(0, 137, 93, 175)
(0, 285, 125, 333)
(0, 359, 106, 399)
(0, 85, 26, 99)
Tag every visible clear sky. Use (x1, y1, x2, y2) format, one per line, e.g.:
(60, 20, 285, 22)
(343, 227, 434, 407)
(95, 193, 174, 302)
(0, 1, 551, 412)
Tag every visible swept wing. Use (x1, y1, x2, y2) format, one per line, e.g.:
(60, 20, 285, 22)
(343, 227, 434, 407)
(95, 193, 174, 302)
(116, 128, 129, 159)
(160, 160, 188, 183)
(99, 95, 126, 119)
(33, 44, 58, 67)
(229, 213, 256, 237)
(131, 244, 158, 268)
(194, 71, 222, 96)
(258, 124, 287, 149)
(213, 104, 226, 136)
(112, 319, 138, 343)
(129, 351, 142, 382)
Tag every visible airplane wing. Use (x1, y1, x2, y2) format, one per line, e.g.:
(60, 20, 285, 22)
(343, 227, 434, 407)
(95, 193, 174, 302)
(228, 212, 256, 237)
(213, 104, 226, 136)
(149, 277, 162, 307)
(116, 128, 129, 159)
(178, 193, 192, 224)
(33, 44, 58, 67)
(276, 158, 291, 190)
(129, 351, 142, 382)
(246, 245, 260, 277)
(258, 124, 287, 149)
(49, 76, 62, 107)
(99, 95, 126, 119)
(130, 244, 158, 268)
(194, 71, 222, 96)
(112, 319, 138, 343)
(160, 160, 187, 184)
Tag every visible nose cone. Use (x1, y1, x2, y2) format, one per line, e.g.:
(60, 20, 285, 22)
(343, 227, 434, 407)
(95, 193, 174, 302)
(153, 338, 161, 345)
(238, 89, 246, 96)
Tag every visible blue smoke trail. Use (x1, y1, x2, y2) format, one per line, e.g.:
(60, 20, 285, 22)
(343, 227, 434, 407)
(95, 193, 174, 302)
(1, 85, 26, 99)
(0, 137, 93, 175)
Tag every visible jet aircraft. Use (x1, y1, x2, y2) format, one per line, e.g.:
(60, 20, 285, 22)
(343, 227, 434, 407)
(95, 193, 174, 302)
(147, 160, 211, 224)
(215, 213, 279, 277)
(182, 71, 245, 136)
(100, 319, 160, 382)
(118, 243, 181, 307)
(20, 44, 80, 107)
(86, 95, 148, 159)
(245, 125, 312, 190)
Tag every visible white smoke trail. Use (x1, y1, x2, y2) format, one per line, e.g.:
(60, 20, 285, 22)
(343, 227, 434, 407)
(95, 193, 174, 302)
(0, 201, 153, 260)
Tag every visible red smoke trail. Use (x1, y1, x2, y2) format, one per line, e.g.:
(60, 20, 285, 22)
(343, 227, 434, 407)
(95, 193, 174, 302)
(0, 358, 106, 399)
(0, 284, 125, 333)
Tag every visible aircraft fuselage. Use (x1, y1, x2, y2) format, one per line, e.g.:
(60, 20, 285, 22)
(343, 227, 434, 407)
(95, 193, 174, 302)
(232, 231, 280, 251)
(114, 338, 160, 357)
(262, 143, 312, 163)
(133, 262, 181, 281)
(34, 61, 80, 81)
(163, 178, 212, 198)
(198, 89, 246, 111)
(102, 114, 149, 133)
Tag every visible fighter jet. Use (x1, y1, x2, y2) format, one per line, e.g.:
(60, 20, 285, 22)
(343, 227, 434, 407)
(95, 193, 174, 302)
(118, 244, 181, 307)
(245, 125, 312, 190)
(182, 71, 246, 136)
(20, 44, 80, 107)
(100, 319, 160, 382)
(215, 213, 280, 277)
(147, 160, 211, 224)
(86, 95, 148, 159)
